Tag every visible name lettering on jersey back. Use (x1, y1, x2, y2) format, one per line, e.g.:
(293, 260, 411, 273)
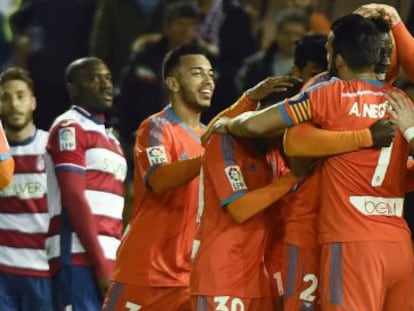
(349, 196, 403, 217)
(348, 101, 388, 118)
(1, 181, 44, 199)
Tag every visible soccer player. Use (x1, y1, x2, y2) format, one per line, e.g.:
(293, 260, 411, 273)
(190, 76, 317, 311)
(46, 57, 127, 310)
(0, 67, 51, 310)
(355, 3, 414, 82)
(102, 44, 214, 311)
(214, 14, 413, 311)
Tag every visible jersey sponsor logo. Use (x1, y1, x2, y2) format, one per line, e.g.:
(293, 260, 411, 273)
(59, 127, 76, 151)
(349, 196, 404, 217)
(1, 181, 45, 199)
(225, 165, 247, 191)
(348, 101, 388, 118)
(146, 146, 168, 166)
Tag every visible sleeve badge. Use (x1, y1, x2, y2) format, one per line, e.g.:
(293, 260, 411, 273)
(225, 165, 248, 191)
(146, 146, 168, 166)
(58, 127, 76, 151)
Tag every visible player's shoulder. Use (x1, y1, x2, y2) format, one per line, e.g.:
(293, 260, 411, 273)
(138, 108, 172, 131)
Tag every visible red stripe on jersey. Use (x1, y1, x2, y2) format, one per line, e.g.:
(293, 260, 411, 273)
(13, 155, 45, 174)
(48, 216, 60, 236)
(0, 264, 50, 277)
(0, 196, 47, 213)
(86, 171, 125, 196)
(96, 215, 123, 238)
(85, 131, 124, 157)
(0, 229, 45, 248)
(48, 249, 115, 275)
(49, 215, 122, 238)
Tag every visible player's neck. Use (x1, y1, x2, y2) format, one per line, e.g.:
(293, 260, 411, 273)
(340, 68, 377, 81)
(171, 102, 202, 129)
(6, 123, 36, 143)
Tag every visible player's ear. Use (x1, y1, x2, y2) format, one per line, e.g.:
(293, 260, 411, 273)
(335, 54, 345, 70)
(31, 94, 37, 112)
(165, 77, 180, 93)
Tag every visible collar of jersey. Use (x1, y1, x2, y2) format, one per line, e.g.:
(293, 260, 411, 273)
(164, 104, 202, 143)
(8, 128, 37, 146)
(72, 105, 105, 125)
(358, 77, 384, 87)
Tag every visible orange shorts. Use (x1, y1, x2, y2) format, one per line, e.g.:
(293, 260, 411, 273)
(282, 243, 321, 311)
(191, 295, 274, 311)
(102, 282, 191, 311)
(320, 240, 414, 311)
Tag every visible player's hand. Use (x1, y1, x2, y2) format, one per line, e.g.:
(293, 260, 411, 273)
(211, 117, 231, 134)
(369, 119, 396, 148)
(290, 157, 318, 181)
(354, 3, 401, 27)
(386, 91, 414, 132)
(245, 76, 302, 102)
(98, 276, 111, 298)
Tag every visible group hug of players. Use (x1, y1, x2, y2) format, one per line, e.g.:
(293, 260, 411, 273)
(100, 3, 414, 311)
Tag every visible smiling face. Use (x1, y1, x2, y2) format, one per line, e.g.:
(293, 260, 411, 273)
(0, 79, 36, 131)
(67, 60, 113, 113)
(173, 54, 215, 112)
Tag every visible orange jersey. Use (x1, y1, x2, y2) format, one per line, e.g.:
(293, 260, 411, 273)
(281, 78, 411, 243)
(113, 106, 204, 287)
(190, 135, 286, 298)
(283, 169, 321, 247)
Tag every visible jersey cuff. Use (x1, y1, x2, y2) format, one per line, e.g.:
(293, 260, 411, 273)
(278, 105, 294, 127)
(55, 164, 86, 174)
(221, 190, 247, 208)
(143, 163, 167, 188)
(0, 152, 11, 162)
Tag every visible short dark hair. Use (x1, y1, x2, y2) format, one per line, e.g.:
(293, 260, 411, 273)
(275, 8, 310, 31)
(294, 33, 327, 70)
(331, 14, 381, 72)
(164, 0, 200, 25)
(65, 57, 104, 83)
(0, 67, 34, 93)
(162, 43, 208, 82)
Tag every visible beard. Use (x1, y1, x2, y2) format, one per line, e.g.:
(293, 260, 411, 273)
(180, 89, 211, 113)
(2, 114, 33, 132)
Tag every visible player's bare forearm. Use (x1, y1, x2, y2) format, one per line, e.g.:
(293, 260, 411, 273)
(224, 104, 291, 138)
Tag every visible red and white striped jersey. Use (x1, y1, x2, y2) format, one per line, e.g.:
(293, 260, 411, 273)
(46, 106, 127, 273)
(0, 129, 49, 277)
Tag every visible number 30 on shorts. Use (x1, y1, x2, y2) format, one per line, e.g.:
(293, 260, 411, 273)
(214, 296, 245, 311)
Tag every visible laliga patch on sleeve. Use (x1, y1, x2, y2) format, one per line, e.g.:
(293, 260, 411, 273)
(59, 127, 76, 151)
(146, 146, 168, 166)
(225, 165, 248, 191)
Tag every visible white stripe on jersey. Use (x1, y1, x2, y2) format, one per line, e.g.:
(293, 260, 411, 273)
(341, 90, 384, 97)
(85, 148, 127, 181)
(85, 190, 123, 220)
(0, 213, 49, 233)
(0, 173, 46, 199)
(0, 245, 49, 271)
(46, 233, 120, 261)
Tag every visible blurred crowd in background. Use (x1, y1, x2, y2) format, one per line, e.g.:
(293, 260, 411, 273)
(1, 0, 414, 226)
